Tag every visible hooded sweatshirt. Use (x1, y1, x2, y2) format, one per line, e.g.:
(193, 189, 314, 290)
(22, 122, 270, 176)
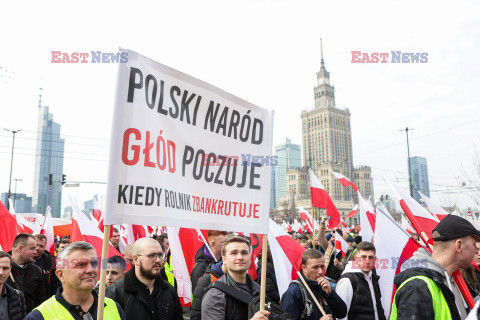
(394, 248, 467, 319)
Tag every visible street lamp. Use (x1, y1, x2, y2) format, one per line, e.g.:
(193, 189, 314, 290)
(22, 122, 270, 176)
(13, 178, 23, 203)
(399, 127, 414, 197)
(4, 129, 22, 210)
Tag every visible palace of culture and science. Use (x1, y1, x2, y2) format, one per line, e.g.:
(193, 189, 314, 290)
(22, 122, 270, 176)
(276, 41, 373, 225)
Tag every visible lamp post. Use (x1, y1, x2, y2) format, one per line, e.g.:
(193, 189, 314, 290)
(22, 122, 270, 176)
(400, 127, 414, 197)
(13, 178, 23, 204)
(5, 129, 22, 210)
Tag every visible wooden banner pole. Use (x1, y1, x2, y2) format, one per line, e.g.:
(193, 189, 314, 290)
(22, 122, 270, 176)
(296, 271, 327, 316)
(259, 234, 268, 311)
(96, 224, 111, 320)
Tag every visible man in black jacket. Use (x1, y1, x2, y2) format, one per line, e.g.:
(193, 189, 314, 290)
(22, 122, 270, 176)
(191, 230, 228, 292)
(106, 237, 183, 320)
(201, 236, 269, 320)
(336, 241, 385, 320)
(281, 249, 347, 320)
(391, 215, 480, 319)
(33, 234, 61, 297)
(0, 251, 26, 320)
(6, 233, 46, 313)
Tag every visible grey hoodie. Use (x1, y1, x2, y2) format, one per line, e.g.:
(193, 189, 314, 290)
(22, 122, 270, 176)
(401, 248, 468, 319)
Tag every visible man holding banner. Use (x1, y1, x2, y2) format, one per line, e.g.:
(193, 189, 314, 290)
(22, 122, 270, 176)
(390, 215, 480, 319)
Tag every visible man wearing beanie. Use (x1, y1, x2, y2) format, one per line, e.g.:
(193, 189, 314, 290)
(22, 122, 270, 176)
(390, 215, 480, 319)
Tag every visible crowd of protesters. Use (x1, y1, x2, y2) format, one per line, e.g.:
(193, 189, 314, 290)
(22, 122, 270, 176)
(1, 214, 480, 319)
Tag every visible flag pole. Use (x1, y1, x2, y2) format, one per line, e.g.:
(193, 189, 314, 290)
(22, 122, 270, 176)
(96, 224, 111, 320)
(196, 229, 217, 262)
(259, 234, 268, 310)
(296, 271, 327, 316)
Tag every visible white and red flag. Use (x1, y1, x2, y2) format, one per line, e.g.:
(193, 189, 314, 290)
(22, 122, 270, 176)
(167, 227, 208, 306)
(332, 171, 358, 192)
(335, 230, 349, 258)
(418, 191, 448, 221)
(8, 199, 40, 234)
(375, 205, 422, 318)
(385, 178, 439, 243)
(298, 206, 314, 234)
(401, 215, 415, 234)
(345, 205, 358, 219)
(69, 197, 122, 259)
(92, 197, 102, 222)
(358, 191, 376, 243)
(309, 169, 341, 230)
(0, 200, 19, 252)
(40, 206, 55, 255)
(268, 219, 306, 295)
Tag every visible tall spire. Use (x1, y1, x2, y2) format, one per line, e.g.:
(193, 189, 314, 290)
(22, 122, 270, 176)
(320, 37, 324, 65)
(38, 78, 43, 109)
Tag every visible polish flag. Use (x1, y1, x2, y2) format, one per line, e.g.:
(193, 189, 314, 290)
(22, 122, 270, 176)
(268, 219, 306, 295)
(69, 197, 122, 259)
(385, 178, 439, 242)
(0, 200, 19, 252)
(335, 231, 349, 258)
(299, 207, 314, 234)
(7, 199, 27, 233)
(40, 206, 55, 255)
(345, 205, 358, 219)
(358, 191, 376, 243)
(375, 205, 422, 318)
(92, 197, 102, 222)
(418, 191, 448, 221)
(309, 169, 341, 230)
(167, 227, 207, 306)
(332, 171, 358, 192)
(15, 213, 41, 234)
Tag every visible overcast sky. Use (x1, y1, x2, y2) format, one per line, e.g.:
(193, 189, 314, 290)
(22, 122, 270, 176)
(1, 0, 479, 214)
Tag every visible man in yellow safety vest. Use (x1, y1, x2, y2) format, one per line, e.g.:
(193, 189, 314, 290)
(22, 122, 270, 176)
(391, 215, 480, 320)
(25, 241, 126, 320)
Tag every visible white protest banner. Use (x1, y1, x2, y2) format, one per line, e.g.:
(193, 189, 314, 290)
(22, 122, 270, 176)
(104, 49, 274, 234)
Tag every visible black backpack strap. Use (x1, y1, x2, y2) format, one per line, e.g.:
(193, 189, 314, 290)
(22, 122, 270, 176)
(209, 281, 254, 305)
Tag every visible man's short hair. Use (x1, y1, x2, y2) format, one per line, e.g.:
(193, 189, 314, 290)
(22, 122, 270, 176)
(57, 241, 96, 262)
(107, 255, 126, 271)
(356, 241, 376, 254)
(112, 227, 119, 234)
(157, 234, 168, 243)
(59, 237, 70, 244)
(208, 230, 229, 240)
(12, 233, 36, 249)
(123, 244, 133, 256)
(34, 234, 47, 243)
(302, 249, 323, 265)
(0, 251, 12, 267)
(221, 235, 250, 256)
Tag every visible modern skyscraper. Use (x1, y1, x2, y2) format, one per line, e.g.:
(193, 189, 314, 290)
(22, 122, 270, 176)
(274, 138, 302, 207)
(409, 156, 430, 203)
(32, 89, 65, 218)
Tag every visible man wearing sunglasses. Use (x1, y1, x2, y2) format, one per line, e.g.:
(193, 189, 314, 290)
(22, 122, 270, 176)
(106, 237, 183, 320)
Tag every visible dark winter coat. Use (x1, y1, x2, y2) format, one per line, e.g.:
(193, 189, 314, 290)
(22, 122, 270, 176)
(256, 260, 280, 303)
(105, 267, 183, 320)
(191, 261, 224, 320)
(281, 271, 347, 320)
(191, 245, 216, 292)
(34, 251, 61, 296)
(6, 259, 46, 314)
(3, 283, 27, 320)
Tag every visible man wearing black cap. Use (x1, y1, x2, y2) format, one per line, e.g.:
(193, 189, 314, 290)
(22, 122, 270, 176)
(390, 215, 480, 319)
